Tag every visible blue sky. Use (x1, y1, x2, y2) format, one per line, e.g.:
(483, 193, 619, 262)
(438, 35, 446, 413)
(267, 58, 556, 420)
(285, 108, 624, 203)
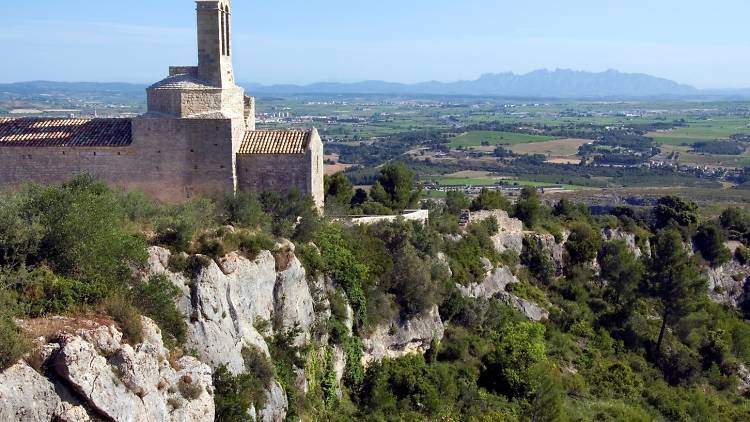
(0, 0, 748, 88)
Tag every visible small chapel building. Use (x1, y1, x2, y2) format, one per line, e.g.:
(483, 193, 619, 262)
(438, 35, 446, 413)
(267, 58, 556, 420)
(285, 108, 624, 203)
(0, 0, 325, 207)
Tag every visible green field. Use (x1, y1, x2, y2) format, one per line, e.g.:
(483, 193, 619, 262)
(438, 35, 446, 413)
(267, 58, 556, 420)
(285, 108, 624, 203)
(448, 131, 557, 148)
(649, 118, 750, 146)
(427, 176, 589, 191)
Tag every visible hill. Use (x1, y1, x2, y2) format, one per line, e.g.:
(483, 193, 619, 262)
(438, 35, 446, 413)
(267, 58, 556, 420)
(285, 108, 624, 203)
(247, 69, 700, 98)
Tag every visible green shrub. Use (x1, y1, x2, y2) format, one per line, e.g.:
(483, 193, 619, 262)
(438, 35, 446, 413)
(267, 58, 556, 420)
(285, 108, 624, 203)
(25, 175, 148, 289)
(565, 222, 602, 266)
(213, 365, 260, 421)
(16, 268, 103, 317)
(480, 321, 547, 398)
(104, 294, 143, 344)
(236, 232, 274, 260)
(296, 243, 325, 280)
(521, 236, 556, 284)
(132, 275, 186, 348)
(736, 245, 750, 265)
(0, 314, 29, 371)
(694, 221, 731, 267)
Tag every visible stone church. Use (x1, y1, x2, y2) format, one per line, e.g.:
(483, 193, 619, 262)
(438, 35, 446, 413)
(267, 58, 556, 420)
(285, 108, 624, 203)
(0, 0, 324, 207)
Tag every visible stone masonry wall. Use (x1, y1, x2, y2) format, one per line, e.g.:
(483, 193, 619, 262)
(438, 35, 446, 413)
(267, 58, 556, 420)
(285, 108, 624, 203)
(237, 152, 314, 201)
(0, 117, 237, 202)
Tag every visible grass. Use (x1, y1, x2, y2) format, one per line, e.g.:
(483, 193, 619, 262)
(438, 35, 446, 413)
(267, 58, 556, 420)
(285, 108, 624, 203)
(448, 131, 557, 148)
(509, 138, 590, 157)
(426, 176, 590, 191)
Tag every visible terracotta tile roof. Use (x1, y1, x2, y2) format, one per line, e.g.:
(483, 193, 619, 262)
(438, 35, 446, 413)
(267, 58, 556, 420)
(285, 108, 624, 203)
(0, 118, 132, 147)
(238, 130, 311, 155)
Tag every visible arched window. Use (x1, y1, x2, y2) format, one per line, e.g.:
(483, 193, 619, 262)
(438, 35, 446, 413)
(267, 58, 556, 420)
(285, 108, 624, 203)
(224, 6, 231, 56)
(220, 5, 227, 56)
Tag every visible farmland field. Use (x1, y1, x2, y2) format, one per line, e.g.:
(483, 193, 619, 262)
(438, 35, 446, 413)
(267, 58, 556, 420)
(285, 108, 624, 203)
(509, 138, 590, 157)
(448, 131, 557, 148)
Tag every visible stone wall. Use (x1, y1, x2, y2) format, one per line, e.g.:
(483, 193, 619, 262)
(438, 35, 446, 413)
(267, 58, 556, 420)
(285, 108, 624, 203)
(236, 130, 325, 208)
(0, 117, 238, 202)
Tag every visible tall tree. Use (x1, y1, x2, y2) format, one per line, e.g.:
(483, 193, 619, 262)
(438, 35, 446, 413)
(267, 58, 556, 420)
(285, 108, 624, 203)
(598, 240, 644, 316)
(513, 187, 544, 229)
(371, 162, 420, 212)
(470, 188, 510, 212)
(324, 172, 354, 207)
(653, 196, 699, 230)
(693, 221, 731, 267)
(445, 191, 470, 216)
(648, 228, 706, 356)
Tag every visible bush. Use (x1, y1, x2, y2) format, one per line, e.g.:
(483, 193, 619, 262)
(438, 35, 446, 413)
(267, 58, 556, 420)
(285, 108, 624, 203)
(25, 175, 148, 292)
(16, 268, 103, 317)
(736, 245, 750, 265)
(521, 236, 556, 284)
(480, 321, 547, 398)
(132, 275, 187, 348)
(0, 314, 30, 371)
(236, 232, 274, 259)
(104, 294, 143, 344)
(565, 222, 602, 266)
(471, 188, 510, 212)
(213, 365, 262, 422)
(296, 243, 325, 280)
(694, 222, 731, 267)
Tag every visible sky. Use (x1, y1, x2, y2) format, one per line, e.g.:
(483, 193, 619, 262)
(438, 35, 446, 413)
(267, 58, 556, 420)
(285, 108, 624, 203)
(0, 0, 748, 89)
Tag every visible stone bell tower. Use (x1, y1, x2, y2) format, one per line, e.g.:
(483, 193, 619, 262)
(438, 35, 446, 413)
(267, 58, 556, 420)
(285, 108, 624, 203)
(196, 0, 235, 87)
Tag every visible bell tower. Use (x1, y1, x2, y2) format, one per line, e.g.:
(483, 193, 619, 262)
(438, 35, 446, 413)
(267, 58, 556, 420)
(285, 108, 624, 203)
(196, 0, 235, 87)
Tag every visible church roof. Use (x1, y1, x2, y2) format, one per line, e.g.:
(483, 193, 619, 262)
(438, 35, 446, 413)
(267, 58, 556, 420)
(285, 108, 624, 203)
(238, 130, 313, 155)
(0, 118, 132, 147)
(148, 73, 216, 90)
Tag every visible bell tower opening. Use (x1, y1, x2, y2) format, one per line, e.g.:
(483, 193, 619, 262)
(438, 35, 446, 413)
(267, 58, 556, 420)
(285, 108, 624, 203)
(196, 0, 234, 87)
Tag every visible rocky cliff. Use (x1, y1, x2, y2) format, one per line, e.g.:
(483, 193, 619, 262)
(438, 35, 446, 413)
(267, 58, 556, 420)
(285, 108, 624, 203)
(3, 316, 214, 422)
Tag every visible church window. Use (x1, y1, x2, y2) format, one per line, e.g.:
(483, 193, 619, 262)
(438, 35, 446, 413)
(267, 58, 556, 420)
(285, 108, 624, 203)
(220, 6, 226, 56)
(224, 6, 231, 55)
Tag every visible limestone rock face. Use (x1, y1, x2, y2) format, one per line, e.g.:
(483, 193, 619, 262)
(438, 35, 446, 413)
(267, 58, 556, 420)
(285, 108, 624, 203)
(530, 233, 568, 274)
(707, 260, 749, 307)
(259, 381, 289, 422)
(457, 266, 519, 299)
(498, 292, 550, 321)
(0, 361, 62, 422)
(457, 266, 549, 321)
(602, 228, 645, 258)
(362, 305, 444, 366)
(52, 317, 214, 422)
(487, 211, 526, 254)
(274, 256, 316, 346)
(147, 246, 317, 422)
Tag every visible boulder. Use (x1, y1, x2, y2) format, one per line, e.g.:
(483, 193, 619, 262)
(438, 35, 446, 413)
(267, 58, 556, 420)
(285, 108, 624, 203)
(362, 305, 444, 366)
(498, 292, 550, 321)
(52, 317, 214, 422)
(258, 381, 289, 422)
(457, 266, 519, 299)
(602, 228, 645, 258)
(274, 256, 316, 346)
(707, 260, 749, 307)
(0, 361, 62, 422)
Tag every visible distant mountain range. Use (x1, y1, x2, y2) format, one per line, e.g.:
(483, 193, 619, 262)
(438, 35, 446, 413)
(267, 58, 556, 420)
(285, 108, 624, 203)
(1, 69, 748, 99)
(248, 69, 705, 98)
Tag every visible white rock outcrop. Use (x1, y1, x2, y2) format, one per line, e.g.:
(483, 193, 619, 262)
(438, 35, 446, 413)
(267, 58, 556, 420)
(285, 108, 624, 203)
(362, 305, 444, 366)
(602, 227, 645, 258)
(2, 317, 214, 422)
(0, 361, 62, 422)
(147, 246, 318, 422)
(707, 260, 748, 307)
(54, 318, 214, 422)
(457, 266, 519, 299)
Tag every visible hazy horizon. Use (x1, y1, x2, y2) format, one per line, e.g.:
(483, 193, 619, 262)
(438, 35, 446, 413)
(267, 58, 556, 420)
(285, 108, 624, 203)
(1, 0, 748, 89)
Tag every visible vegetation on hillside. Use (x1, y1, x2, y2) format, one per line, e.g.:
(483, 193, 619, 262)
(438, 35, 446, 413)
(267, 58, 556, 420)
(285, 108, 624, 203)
(2, 173, 750, 420)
